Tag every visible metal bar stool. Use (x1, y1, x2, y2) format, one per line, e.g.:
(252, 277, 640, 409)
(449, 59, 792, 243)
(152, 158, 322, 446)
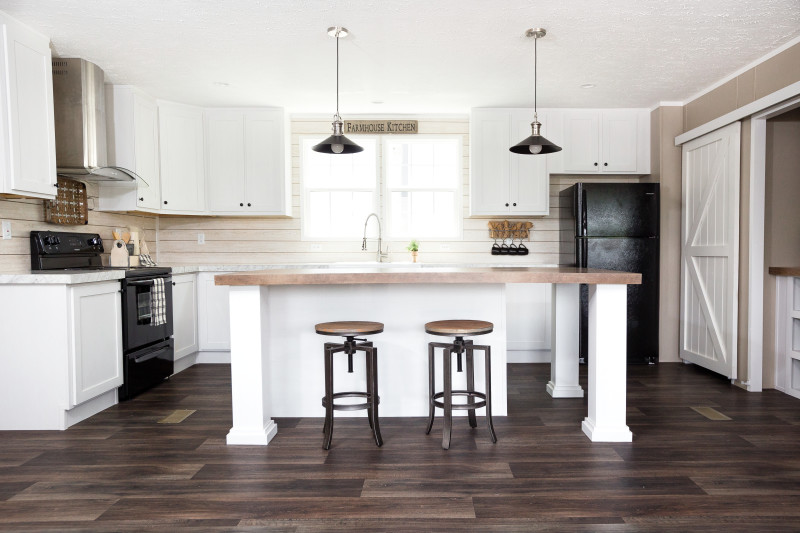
(425, 319, 497, 449)
(315, 321, 384, 450)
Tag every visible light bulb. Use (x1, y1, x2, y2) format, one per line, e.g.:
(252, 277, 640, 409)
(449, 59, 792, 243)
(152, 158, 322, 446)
(332, 143, 344, 154)
(529, 144, 543, 154)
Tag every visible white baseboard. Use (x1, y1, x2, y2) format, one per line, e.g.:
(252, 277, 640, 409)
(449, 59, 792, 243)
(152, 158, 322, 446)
(173, 351, 231, 376)
(507, 350, 551, 364)
(196, 351, 231, 364)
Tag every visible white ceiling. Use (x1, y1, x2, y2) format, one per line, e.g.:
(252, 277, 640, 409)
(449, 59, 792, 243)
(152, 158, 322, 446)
(2, 0, 799, 113)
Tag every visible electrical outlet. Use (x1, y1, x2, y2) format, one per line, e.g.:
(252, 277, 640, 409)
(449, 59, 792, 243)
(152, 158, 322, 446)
(197, 233, 205, 245)
(1, 220, 11, 240)
(310, 243, 322, 251)
(439, 243, 451, 251)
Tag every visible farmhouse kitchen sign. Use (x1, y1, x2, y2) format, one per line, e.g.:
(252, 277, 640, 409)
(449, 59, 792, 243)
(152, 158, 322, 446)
(344, 120, 418, 134)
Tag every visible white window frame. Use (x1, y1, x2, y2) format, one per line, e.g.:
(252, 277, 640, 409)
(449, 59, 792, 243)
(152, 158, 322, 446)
(381, 134, 463, 240)
(299, 135, 381, 241)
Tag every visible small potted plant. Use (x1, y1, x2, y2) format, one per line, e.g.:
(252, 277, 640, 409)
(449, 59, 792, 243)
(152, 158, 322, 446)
(406, 240, 419, 262)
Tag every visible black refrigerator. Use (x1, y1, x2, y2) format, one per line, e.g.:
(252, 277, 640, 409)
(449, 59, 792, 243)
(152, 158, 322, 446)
(560, 183, 660, 365)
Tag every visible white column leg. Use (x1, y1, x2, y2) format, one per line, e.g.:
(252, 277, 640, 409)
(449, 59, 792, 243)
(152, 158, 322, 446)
(547, 283, 584, 398)
(581, 284, 632, 442)
(226, 286, 278, 445)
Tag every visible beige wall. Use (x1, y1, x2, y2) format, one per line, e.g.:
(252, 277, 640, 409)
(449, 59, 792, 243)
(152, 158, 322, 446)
(0, 183, 157, 272)
(762, 108, 800, 388)
(158, 117, 640, 267)
(683, 42, 800, 132)
(647, 106, 684, 363)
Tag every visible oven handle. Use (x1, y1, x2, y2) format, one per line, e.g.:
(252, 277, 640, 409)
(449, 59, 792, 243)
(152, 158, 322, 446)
(133, 346, 167, 364)
(127, 279, 155, 287)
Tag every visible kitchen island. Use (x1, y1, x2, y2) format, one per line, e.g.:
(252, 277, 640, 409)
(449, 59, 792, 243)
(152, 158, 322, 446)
(215, 266, 641, 445)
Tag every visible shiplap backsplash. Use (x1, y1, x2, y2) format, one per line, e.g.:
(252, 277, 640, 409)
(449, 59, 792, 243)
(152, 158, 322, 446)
(0, 182, 157, 272)
(0, 116, 642, 271)
(158, 116, 642, 266)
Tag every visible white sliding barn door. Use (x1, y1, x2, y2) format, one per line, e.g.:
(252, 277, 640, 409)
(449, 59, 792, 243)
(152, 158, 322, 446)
(680, 122, 741, 378)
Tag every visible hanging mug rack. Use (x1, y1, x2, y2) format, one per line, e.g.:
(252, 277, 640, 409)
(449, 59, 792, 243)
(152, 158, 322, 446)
(488, 220, 533, 256)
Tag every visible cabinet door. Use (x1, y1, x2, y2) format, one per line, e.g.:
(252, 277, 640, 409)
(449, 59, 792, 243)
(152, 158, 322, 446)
(69, 282, 123, 407)
(0, 14, 57, 198)
(206, 110, 246, 213)
(562, 111, 600, 173)
(197, 273, 231, 351)
(510, 111, 549, 215)
(172, 274, 198, 360)
(133, 93, 161, 209)
(245, 109, 287, 215)
(601, 110, 639, 173)
(158, 103, 206, 213)
(470, 109, 511, 215)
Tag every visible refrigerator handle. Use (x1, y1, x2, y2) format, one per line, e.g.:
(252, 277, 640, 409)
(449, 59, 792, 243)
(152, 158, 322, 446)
(580, 189, 588, 236)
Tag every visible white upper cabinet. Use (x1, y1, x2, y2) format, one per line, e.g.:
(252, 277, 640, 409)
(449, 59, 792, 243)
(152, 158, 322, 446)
(100, 85, 161, 212)
(158, 101, 206, 213)
(547, 109, 650, 174)
(470, 108, 550, 216)
(0, 11, 57, 199)
(205, 108, 289, 216)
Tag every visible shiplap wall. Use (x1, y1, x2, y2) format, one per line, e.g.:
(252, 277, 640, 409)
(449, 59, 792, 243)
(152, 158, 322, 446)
(0, 183, 157, 272)
(158, 116, 642, 266)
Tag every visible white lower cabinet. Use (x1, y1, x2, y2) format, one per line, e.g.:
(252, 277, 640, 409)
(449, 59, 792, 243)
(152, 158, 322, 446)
(197, 272, 231, 351)
(68, 282, 123, 407)
(506, 283, 551, 361)
(172, 274, 198, 360)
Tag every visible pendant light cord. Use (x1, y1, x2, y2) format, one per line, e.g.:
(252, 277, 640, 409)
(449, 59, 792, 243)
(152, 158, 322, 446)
(534, 33, 538, 115)
(336, 30, 340, 119)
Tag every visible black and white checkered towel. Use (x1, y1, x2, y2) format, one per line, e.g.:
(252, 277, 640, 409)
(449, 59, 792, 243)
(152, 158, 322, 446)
(150, 278, 167, 326)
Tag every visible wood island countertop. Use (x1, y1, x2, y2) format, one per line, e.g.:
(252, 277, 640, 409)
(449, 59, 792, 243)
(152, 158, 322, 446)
(214, 266, 642, 286)
(769, 267, 800, 277)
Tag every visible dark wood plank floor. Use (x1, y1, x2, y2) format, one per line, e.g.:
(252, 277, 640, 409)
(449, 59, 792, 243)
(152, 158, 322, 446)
(1, 363, 800, 531)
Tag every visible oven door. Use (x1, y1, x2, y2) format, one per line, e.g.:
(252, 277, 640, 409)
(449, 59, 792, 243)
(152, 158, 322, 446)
(122, 274, 173, 352)
(119, 339, 174, 401)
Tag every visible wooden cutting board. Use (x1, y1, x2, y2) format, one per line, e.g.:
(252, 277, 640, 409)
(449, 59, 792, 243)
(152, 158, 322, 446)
(109, 239, 129, 267)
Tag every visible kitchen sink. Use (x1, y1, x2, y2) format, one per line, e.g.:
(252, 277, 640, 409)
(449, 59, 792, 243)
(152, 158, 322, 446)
(329, 261, 423, 268)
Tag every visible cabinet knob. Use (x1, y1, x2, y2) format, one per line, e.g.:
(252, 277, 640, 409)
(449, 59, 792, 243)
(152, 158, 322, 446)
(505, 203, 509, 207)
(163, 200, 168, 205)
(53, 183, 59, 188)
(247, 203, 252, 207)
(139, 197, 144, 201)
(172, 281, 176, 286)
(240, 203, 244, 207)
(603, 162, 608, 167)
(513, 203, 517, 206)
(593, 162, 598, 166)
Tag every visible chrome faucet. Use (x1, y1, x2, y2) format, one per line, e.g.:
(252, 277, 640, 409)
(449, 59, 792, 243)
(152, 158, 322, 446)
(362, 213, 388, 262)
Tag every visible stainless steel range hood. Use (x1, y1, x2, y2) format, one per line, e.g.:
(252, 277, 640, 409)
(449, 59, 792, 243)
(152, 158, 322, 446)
(51, 58, 136, 182)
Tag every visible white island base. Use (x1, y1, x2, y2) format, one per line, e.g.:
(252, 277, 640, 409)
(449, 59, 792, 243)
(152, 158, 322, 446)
(219, 267, 635, 445)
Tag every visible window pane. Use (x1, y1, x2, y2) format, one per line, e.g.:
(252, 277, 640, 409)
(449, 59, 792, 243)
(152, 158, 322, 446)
(307, 190, 375, 238)
(386, 139, 459, 189)
(390, 190, 457, 238)
(303, 138, 376, 189)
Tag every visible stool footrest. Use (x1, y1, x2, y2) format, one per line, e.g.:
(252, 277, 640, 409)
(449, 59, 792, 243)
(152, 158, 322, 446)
(431, 390, 487, 410)
(322, 391, 380, 412)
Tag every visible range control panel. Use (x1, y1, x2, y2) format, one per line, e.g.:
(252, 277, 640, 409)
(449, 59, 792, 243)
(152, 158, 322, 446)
(30, 231, 104, 255)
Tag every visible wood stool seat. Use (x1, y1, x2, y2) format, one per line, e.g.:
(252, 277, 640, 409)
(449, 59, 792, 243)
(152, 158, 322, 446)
(316, 321, 385, 336)
(425, 319, 493, 336)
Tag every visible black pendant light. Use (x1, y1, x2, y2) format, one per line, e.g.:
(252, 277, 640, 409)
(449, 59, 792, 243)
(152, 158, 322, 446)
(510, 28, 562, 155)
(312, 26, 363, 154)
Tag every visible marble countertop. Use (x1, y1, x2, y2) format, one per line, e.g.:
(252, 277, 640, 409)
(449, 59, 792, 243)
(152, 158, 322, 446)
(0, 270, 126, 285)
(0, 262, 565, 285)
(214, 266, 642, 286)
